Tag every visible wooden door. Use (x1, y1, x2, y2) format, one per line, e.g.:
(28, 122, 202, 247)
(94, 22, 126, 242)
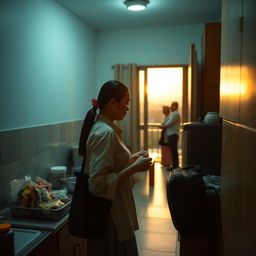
(202, 23, 221, 116)
(219, 0, 243, 122)
(240, 0, 256, 128)
(220, 120, 240, 256)
(187, 44, 199, 122)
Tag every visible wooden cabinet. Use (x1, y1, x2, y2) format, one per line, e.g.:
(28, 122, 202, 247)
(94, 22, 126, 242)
(58, 223, 86, 256)
(29, 223, 86, 256)
(236, 127, 256, 255)
(220, 121, 240, 256)
(239, 0, 256, 128)
(220, 0, 256, 255)
(220, 0, 256, 128)
(219, 0, 243, 122)
(29, 233, 59, 256)
(201, 22, 221, 117)
(221, 121, 256, 256)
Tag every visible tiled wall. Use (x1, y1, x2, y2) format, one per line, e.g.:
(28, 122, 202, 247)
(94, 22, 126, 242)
(0, 120, 83, 209)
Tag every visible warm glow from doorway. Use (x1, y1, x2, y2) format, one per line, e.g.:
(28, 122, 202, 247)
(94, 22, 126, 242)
(147, 68, 183, 105)
(138, 66, 184, 153)
(139, 67, 183, 124)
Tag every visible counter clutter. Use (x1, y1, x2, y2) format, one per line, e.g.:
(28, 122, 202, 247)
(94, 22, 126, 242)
(0, 170, 85, 256)
(3, 208, 69, 256)
(9, 175, 72, 221)
(2, 198, 87, 256)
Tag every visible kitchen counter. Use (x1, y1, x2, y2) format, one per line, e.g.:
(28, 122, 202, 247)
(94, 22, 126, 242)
(3, 208, 70, 256)
(14, 227, 51, 256)
(5, 210, 69, 232)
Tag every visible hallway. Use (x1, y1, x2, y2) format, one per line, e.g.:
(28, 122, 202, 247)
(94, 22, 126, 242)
(132, 163, 178, 256)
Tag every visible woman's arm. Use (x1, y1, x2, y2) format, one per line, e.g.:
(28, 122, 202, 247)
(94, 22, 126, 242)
(88, 130, 152, 198)
(118, 155, 152, 183)
(162, 112, 178, 128)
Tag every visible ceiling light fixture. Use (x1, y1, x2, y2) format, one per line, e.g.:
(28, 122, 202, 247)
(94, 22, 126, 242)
(124, 0, 150, 11)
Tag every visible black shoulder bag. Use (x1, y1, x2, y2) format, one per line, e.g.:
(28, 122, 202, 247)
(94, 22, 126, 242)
(68, 158, 112, 238)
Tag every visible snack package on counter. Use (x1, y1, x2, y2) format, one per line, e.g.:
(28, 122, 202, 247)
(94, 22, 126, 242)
(35, 177, 53, 202)
(16, 184, 32, 208)
(38, 199, 65, 209)
(16, 184, 55, 208)
(13, 176, 65, 209)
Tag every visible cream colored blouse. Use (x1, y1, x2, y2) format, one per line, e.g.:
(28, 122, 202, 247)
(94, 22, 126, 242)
(85, 115, 139, 241)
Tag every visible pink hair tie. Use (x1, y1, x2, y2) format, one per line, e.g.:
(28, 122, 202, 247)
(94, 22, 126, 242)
(91, 98, 99, 109)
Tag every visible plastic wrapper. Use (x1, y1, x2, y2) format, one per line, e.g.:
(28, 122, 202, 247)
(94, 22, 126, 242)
(10, 175, 32, 202)
(15, 176, 55, 208)
(12, 176, 65, 209)
(10, 176, 70, 220)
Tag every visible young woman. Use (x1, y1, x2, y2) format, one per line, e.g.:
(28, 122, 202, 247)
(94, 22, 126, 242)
(79, 80, 152, 255)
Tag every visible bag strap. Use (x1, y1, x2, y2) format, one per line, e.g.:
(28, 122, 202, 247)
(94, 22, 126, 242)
(80, 157, 86, 174)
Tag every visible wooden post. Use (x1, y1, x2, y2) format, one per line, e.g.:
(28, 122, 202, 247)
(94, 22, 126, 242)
(149, 160, 155, 186)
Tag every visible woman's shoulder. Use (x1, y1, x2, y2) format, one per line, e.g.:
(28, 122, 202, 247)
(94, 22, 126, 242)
(87, 124, 116, 148)
(91, 120, 116, 138)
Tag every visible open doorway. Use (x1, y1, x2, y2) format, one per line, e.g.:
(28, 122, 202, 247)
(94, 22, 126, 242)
(138, 66, 187, 164)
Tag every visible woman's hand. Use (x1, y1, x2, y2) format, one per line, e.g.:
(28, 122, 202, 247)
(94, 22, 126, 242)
(118, 154, 152, 183)
(130, 150, 149, 163)
(132, 155, 152, 173)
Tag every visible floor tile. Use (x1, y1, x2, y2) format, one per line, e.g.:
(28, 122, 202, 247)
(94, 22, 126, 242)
(139, 217, 177, 234)
(133, 161, 178, 255)
(139, 250, 176, 256)
(144, 205, 171, 219)
(136, 204, 148, 218)
(136, 231, 177, 252)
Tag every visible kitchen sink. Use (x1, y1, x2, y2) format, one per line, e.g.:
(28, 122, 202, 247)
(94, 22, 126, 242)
(13, 228, 44, 255)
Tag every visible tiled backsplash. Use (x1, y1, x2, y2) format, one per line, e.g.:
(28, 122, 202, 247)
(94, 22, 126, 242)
(0, 120, 83, 209)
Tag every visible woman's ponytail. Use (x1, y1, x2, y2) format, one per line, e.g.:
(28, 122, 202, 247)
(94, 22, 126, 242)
(78, 106, 97, 156)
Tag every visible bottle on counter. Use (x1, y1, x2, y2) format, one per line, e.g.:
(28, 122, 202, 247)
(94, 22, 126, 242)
(0, 223, 14, 256)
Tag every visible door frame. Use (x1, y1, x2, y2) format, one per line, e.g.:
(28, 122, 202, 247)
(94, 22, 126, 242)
(137, 65, 188, 152)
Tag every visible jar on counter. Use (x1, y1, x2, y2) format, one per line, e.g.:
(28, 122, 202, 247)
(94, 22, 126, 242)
(50, 166, 67, 189)
(0, 223, 14, 256)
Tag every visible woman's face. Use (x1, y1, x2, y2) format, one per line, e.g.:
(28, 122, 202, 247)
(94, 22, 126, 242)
(163, 106, 170, 115)
(114, 91, 130, 121)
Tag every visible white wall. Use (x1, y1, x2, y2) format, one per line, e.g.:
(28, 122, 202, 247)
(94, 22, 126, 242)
(0, 0, 97, 131)
(95, 24, 204, 89)
(0, 1, 205, 131)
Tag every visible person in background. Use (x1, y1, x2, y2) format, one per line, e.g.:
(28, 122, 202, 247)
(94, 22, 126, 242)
(160, 101, 181, 170)
(159, 106, 172, 167)
(79, 80, 152, 256)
